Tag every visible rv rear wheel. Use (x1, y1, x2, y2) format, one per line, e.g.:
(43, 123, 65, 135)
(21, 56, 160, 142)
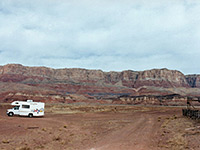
(8, 112, 14, 117)
(28, 113, 33, 118)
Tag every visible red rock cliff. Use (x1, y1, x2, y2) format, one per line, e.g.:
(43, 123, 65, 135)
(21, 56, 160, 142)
(0, 64, 198, 103)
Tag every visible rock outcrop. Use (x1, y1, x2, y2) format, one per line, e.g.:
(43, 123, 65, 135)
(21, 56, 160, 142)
(185, 75, 200, 88)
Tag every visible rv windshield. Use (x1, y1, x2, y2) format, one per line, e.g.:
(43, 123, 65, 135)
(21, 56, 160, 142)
(13, 106, 19, 110)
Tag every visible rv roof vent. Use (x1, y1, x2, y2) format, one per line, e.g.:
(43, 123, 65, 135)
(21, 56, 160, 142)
(27, 100, 33, 102)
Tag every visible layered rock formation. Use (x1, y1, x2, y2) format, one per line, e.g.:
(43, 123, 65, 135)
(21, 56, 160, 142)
(0, 64, 189, 87)
(0, 64, 199, 105)
(185, 75, 200, 88)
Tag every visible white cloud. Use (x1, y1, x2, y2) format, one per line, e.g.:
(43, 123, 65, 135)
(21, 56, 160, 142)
(0, 0, 200, 74)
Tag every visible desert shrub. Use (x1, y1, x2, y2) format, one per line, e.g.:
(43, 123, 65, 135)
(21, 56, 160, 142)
(53, 136, 61, 141)
(2, 139, 10, 144)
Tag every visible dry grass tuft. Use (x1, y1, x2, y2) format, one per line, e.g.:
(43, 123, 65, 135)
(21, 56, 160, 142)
(16, 146, 31, 150)
(157, 116, 161, 122)
(2, 139, 10, 144)
(53, 136, 61, 141)
(42, 128, 47, 132)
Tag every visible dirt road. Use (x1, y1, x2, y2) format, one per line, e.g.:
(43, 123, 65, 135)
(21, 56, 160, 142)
(0, 104, 199, 150)
(89, 113, 159, 150)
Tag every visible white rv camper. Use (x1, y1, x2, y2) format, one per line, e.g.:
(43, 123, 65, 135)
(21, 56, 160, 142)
(7, 100, 45, 117)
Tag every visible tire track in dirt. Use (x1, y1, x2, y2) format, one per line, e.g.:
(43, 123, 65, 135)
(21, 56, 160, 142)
(89, 113, 159, 150)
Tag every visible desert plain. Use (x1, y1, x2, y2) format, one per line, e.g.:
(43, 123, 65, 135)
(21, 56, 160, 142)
(1, 104, 200, 150)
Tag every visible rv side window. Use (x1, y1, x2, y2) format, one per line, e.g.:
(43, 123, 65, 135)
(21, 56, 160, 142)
(22, 105, 30, 109)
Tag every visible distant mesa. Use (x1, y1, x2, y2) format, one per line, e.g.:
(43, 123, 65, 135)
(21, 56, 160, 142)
(0, 64, 200, 105)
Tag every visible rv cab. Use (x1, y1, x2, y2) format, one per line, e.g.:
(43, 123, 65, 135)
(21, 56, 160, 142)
(12, 106, 20, 115)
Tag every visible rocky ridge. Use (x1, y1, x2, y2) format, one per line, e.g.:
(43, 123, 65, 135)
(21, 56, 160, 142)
(0, 64, 199, 105)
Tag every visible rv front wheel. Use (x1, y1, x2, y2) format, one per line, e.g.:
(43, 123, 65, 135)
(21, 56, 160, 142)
(8, 112, 14, 117)
(28, 113, 33, 118)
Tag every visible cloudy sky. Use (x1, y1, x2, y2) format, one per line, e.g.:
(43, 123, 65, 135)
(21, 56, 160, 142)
(0, 0, 200, 74)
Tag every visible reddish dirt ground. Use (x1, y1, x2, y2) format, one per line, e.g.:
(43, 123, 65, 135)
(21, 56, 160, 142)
(0, 104, 199, 150)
